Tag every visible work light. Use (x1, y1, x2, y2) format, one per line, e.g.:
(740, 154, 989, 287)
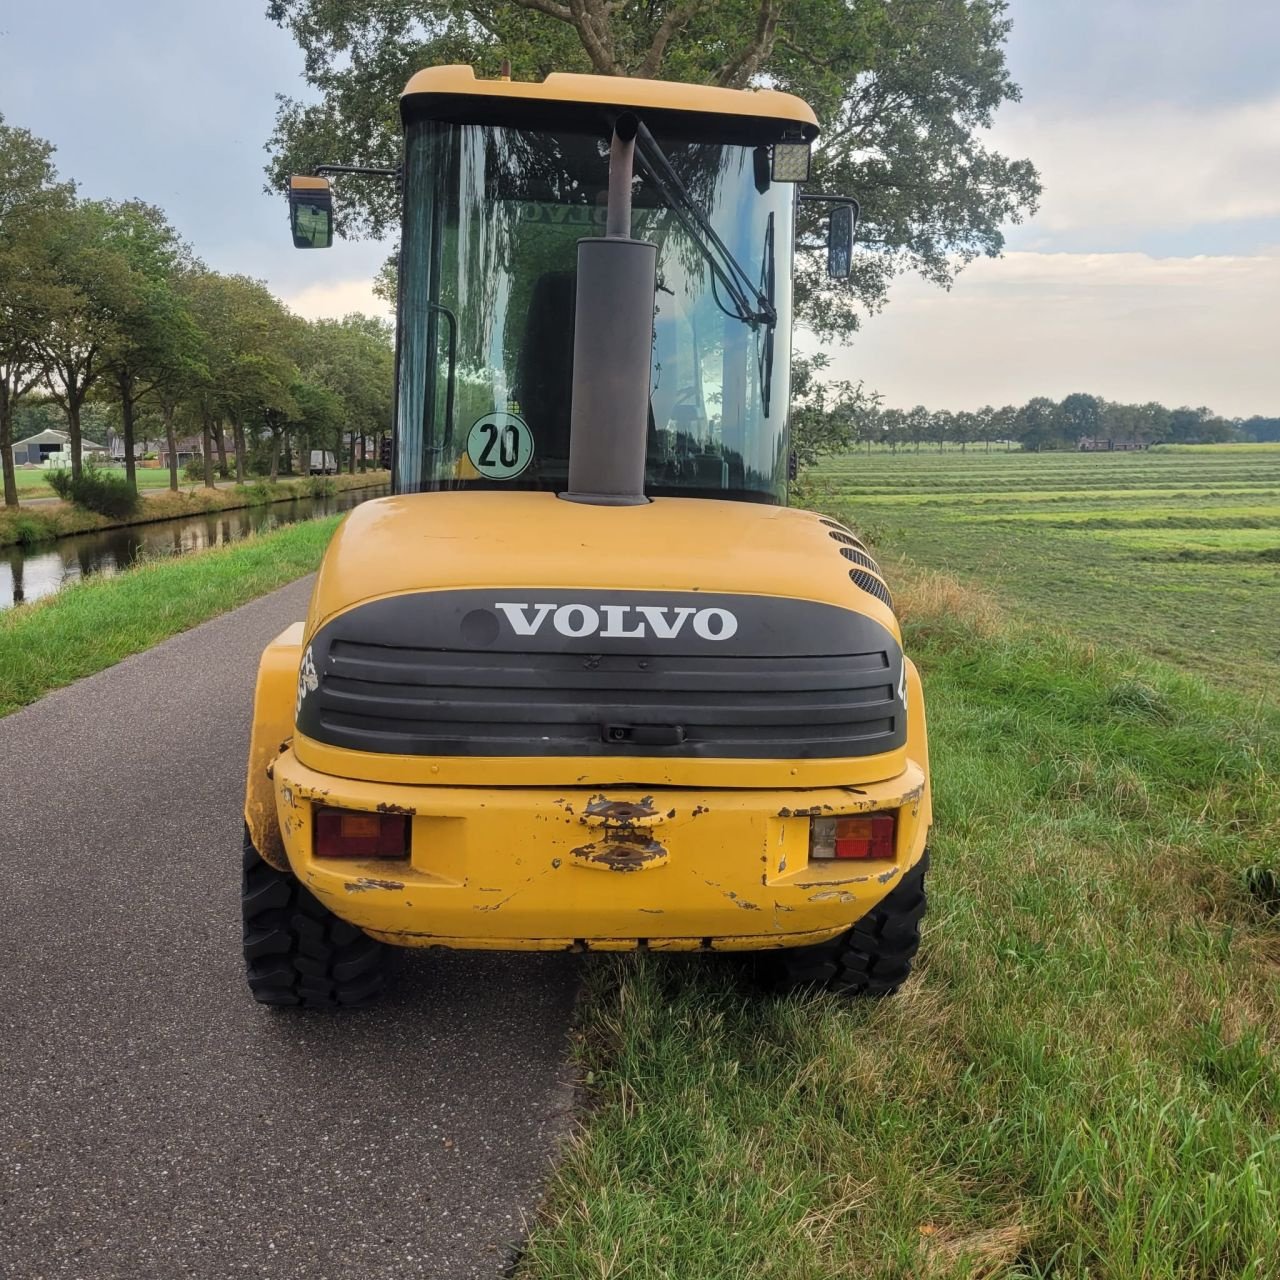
(772, 142, 812, 183)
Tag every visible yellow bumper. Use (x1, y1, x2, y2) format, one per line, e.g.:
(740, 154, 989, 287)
(271, 750, 930, 951)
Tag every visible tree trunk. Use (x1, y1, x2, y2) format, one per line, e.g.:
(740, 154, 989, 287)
(233, 417, 247, 483)
(269, 430, 281, 482)
(118, 373, 138, 494)
(201, 414, 216, 488)
(67, 393, 84, 481)
(214, 419, 230, 480)
(359, 433, 367, 473)
(348, 432, 356, 474)
(0, 385, 18, 509)
(164, 403, 180, 492)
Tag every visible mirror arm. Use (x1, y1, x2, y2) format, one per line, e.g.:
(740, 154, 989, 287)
(313, 164, 400, 179)
(798, 193, 860, 219)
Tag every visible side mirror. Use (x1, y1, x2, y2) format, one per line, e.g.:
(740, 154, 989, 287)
(827, 202, 857, 280)
(288, 176, 334, 249)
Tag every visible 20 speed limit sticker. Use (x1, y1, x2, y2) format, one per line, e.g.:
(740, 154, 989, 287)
(465, 412, 534, 480)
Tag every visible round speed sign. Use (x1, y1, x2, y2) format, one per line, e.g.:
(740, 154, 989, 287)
(465, 412, 534, 480)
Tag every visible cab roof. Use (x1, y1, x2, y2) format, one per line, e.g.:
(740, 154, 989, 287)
(400, 65, 819, 142)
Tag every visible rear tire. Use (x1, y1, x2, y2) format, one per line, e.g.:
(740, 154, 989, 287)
(242, 826, 387, 1009)
(762, 850, 929, 997)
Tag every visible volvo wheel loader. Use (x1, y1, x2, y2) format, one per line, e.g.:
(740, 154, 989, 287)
(243, 65, 931, 1008)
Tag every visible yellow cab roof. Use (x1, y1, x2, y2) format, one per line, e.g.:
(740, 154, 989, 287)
(401, 65, 819, 139)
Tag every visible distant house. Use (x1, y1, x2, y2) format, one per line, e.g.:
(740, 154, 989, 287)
(1078, 437, 1147, 452)
(10, 428, 108, 466)
(156, 436, 204, 468)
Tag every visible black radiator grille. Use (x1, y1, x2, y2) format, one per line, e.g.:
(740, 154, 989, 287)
(307, 642, 903, 759)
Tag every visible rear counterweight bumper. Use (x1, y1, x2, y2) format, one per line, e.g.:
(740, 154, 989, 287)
(270, 750, 931, 951)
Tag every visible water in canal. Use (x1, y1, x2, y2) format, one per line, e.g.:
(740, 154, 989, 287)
(1, 483, 391, 611)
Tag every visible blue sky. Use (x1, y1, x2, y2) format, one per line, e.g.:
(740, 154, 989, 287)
(3, 0, 1277, 414)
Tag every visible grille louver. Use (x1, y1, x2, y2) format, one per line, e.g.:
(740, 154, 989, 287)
(849, 570, 893, 610)
(816, 516, 894, 612)
(840, 547, 880, 573)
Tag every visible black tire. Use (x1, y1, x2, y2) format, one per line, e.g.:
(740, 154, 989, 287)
(242, 827, 387, 1009)
(762, 850, 929, 997)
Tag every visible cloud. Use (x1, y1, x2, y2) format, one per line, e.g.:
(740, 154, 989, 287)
(283, 278, 393, 321)
(992, 92, 1280, 233)
(822, 251, 1280, 417)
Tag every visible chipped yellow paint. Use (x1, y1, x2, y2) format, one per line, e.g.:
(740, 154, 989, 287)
(266, 750, 929, 950)
(243, 622, 304, 871)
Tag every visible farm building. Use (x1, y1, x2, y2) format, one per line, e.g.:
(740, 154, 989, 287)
(10, 428, 108, 466)
(1078, 437, 1147, 452)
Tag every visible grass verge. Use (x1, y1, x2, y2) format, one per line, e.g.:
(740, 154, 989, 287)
(0, 471, 387, 549)
(518, 568, 1280, 1280)
(0, 515, 341, 717)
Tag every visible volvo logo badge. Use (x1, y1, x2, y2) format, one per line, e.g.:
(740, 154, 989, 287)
(494, 602, 739, 641)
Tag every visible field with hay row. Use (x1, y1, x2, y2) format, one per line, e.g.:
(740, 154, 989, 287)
(820, 447, 1280, 700)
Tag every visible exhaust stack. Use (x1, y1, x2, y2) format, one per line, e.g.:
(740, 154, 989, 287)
(562, 114, 657, 507)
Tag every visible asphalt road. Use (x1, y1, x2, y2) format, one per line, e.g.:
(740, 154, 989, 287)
(0, 577, 580, 1279)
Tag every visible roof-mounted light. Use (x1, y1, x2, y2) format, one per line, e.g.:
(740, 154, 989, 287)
(772, 142, 812, 183)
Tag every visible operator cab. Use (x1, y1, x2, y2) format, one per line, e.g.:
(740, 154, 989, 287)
(289, 67, 855, 505)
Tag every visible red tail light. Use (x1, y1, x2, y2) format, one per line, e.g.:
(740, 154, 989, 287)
(810, 812, 896, 860)
(315, 808, 409, 859)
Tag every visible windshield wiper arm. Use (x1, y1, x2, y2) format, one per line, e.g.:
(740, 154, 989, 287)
(632, 122, 776, 331)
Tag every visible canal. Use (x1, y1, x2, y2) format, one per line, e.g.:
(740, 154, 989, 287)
(1, 483, 390, 611)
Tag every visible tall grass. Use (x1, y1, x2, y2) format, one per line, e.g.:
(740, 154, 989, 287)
(518, 569, 1280, 1279)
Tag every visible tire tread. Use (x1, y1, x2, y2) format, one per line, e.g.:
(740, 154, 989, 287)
(766, 850, 929, 998)
(241, 826, 386, 1009)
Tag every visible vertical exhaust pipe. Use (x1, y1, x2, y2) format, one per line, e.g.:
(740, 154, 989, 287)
(562, 114, 656, 507)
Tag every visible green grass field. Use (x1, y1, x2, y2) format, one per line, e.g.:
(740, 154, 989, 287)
(817, 447, 1280, 700)
(13, 466, 177, 497)
(520, 447, 1280, 1279)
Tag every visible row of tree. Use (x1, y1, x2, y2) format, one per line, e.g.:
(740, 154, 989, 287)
(792, 372, 1259, 463)
(0, 112, 393, 509)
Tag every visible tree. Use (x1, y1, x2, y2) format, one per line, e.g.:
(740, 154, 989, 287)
(903, 405, 930, 453)
(928, 408, 953, 452)
(36, 200, 136, 479)
(1014, 396, 1057, 452)
(0, 114, 74, 507)
(301, 314, 395, 473)
(1056, 392, 1102, 446)
(789, 353, 877, 469)
(183, 271, 298, 486)
(952, 408, 982, 453)
(266, 0, 1040, 338)
(97, 202, 198, 494)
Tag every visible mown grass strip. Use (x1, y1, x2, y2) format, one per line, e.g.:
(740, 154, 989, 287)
(518, 572, 1280, 1280)
(0, 515, 341, 716)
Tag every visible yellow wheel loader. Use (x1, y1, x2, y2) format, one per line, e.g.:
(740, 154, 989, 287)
(243, 65, 931, 1008)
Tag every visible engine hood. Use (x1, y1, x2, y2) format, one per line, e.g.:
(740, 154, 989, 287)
(306, 491, 899, 638)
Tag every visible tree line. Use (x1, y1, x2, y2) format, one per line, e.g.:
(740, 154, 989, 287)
(792, 373, 1265, 465)
(0, 112, 393, 511)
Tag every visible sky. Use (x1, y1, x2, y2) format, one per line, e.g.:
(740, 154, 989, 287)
(2, 0, 1277, 417)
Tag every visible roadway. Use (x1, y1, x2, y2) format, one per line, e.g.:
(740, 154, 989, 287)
(0, 577, 580, 1279)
